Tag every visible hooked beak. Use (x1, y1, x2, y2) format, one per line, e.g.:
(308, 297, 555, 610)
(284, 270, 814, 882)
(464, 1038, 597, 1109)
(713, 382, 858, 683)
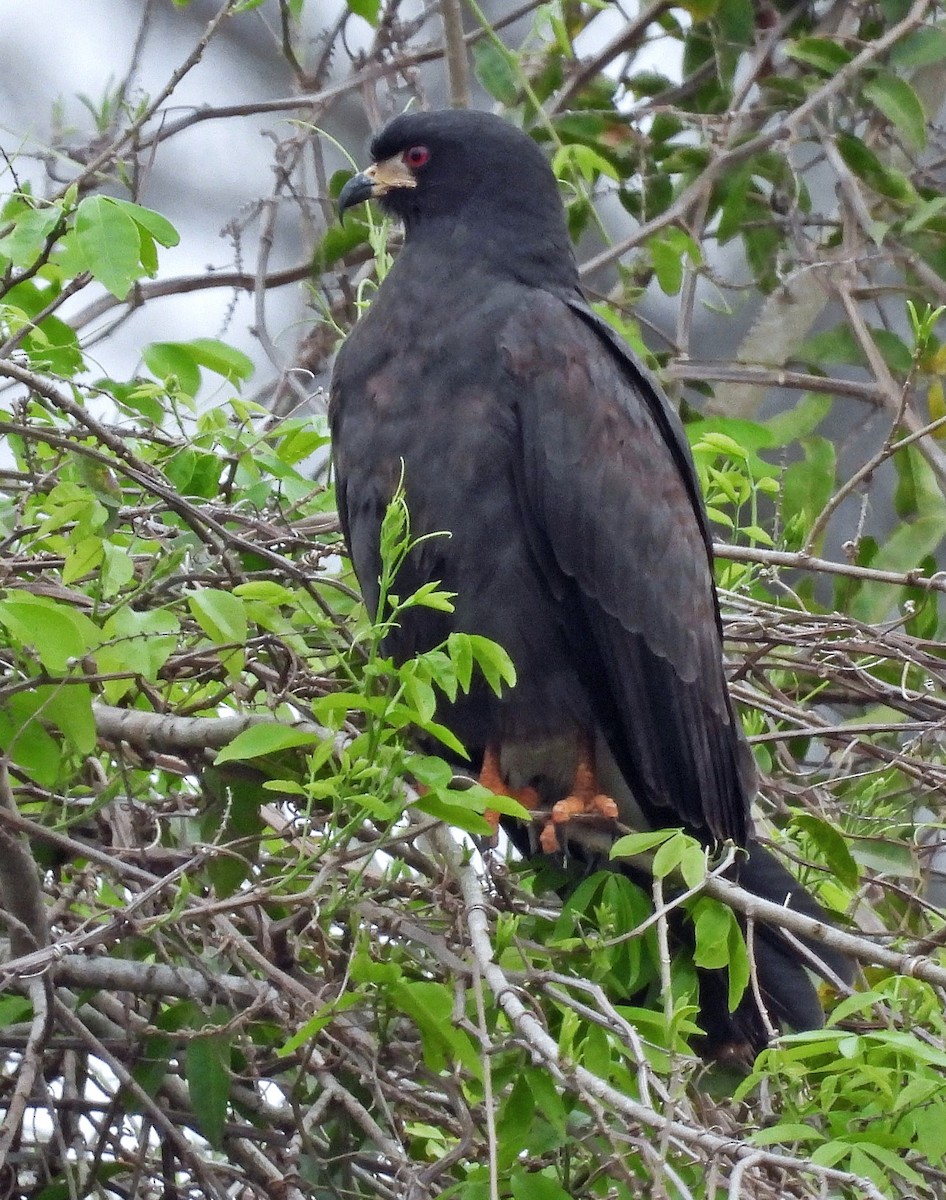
(338, 155, 417, 218)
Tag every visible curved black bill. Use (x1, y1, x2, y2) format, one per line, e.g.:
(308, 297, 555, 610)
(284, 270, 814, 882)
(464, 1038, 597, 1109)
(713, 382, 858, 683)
(338, 171, 376, 218)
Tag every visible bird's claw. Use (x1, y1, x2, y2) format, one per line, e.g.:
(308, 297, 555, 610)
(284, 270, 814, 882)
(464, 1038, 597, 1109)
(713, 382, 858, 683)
(539, 792, 619, 853)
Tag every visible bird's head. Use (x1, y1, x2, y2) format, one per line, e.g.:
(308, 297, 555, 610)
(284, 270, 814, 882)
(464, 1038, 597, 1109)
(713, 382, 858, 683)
(337, 110, 577, 286)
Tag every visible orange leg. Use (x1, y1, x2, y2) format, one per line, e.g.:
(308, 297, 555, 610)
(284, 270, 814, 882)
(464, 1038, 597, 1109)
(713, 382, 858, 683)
(540, 732, 619, 853)
(479, 743, 541, 837)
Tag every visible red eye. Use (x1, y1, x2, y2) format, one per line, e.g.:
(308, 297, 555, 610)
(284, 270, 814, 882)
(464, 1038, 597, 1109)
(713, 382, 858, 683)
(404, 145, 430, 169)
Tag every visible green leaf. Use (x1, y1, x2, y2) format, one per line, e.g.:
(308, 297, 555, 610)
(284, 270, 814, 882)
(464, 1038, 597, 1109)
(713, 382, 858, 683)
(510, 1173, 571, 1200)
(472, 787, 532, 821)
(850, 834, 916, 878)
(717, 0, 754, 46)
(277, 994, 362, 1055)
(781, 436, 836, 534)
(785, 37, 853, 74)
(521, 1067, 567, 1136)
(798, 324, 860, 366)
(680, 0, 718, 17)
(911, 1101, 946, 1160)
(794, 814, 859, 888)
(185, 338, 254, 384)
(552, 143, 620, 183)
(188, 588, 247, 645)
(415, 717, 467, 757)
(203, 773, 263, 897)
(679, 841, 707, 888)
(902, 195, 946, 234)
(0, 202, 62, 268)
(165, 447, 223, 498)
(4, 280, 85, 374)
(185, 1033, 231, 1149)
(214, 723, 320, 765)
(62, 535, 103, 585)
(444, 633, 470, 691)
(346, 0, 380, 23)
(855, 1140, 926, 1187)
(93, 376, 165, 424)
(107, 198, 180, 247)
(0, 593, 99, 672)
(314, 216, 370, 270)
(98, 608, 179, 700)
(74, 195, 142, 299)
(0, 996, 33, 1027)
(402, 669, 437, 723)
(399, 580, 456, 612)
(0, 695, 62, 787)
(864, 72, 927, 150)
(468, 635, 516, 693)
(390, 981, 480, 1075)
(648, 228, 700, 295)
(691, 897, 732, 970)
(611, 829, 678, 858)
(652, 831, 687, 879)
(496, 1074, 536, 1167)
(869, 1028, 946, 1070)
(37, 683, 96, 755)
(716, 164, 753, 247)
(890, 26, 946, 68)
(143, 342, 201, 396)
(894, 444, 942, 519)
(765, 393, 831, 445)
(875, 328, 913, 373)
(412, 791, 496, 835)
(836, 133, 917, 202)
(726, 914, 750, 1009)
(406, 755, 455, 790)
(141, 338, 250, 393)
(852, 514, 946, 623)
(23, 312, 84, 375)
(473, 41, 520, 105)
(799, 322, 912, 374)
(101, 542, 136, 597)
(749, 1123, 825, 1146)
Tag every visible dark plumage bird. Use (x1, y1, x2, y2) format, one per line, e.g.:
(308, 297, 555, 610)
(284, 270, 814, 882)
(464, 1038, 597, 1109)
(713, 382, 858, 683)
(330, 109, 851, 1055)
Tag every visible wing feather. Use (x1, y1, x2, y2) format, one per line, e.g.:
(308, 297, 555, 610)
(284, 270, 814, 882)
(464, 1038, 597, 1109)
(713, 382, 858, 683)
(500, 291, 754, 843)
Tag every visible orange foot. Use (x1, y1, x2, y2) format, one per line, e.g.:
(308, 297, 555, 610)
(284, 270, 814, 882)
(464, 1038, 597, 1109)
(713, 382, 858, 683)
(540, 790, 619, 853)
(477, 734, 619, 853)
(478, 743, 541, 843)
(537, 731, 620, 853)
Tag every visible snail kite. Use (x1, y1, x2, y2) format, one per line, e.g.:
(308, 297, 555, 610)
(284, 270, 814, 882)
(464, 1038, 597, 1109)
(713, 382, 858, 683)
(330, 109, 851, 1053)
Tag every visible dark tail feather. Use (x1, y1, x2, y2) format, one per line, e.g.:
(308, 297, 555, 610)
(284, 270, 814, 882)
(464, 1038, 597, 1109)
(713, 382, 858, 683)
(738, 840, 853, 982)
(502, 818, 853, 1060)
(698, 841, 853, 1058)
(730, 840, 853, 1034)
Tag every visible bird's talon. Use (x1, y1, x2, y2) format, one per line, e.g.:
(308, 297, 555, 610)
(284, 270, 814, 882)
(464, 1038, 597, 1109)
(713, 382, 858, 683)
(539, 821, 561, 854)
(549, 792, 618, 826)
(537, 791, 619, 854)
(594, 794, 619, 821)
(479, 806, 505, 851)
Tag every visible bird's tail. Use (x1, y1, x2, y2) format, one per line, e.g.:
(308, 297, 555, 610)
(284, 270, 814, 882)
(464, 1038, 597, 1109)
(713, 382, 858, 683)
(503, 811, 852, 1059)
(701, 840, 853, 1057)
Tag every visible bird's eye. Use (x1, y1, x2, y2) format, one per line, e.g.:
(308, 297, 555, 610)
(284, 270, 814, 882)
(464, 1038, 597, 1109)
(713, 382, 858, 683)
(404, 145, 430, 169)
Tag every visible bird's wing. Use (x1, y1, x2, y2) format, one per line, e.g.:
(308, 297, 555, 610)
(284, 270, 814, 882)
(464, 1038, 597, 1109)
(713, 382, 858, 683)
(499, 290, 754, 843)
